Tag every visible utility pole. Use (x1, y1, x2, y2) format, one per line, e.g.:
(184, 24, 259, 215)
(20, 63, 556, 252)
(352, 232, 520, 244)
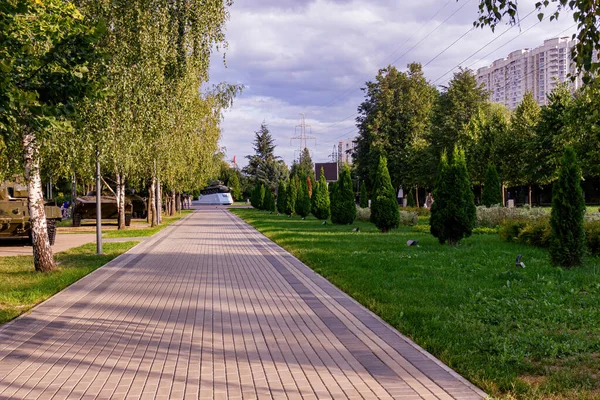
(328, 144, 339, 163)
(95, 147, 102, 255)
(290, 113, 316, 162)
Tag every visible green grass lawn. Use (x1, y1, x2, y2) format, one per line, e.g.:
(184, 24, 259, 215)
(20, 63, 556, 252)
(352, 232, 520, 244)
(102, 210, 193, 238)
(232, 208, 600, 400)
(0, 241, 138, 325)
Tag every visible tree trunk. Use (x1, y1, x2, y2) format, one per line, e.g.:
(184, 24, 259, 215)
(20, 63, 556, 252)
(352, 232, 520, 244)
(147, 182, 152, 224)
(156, 178, 162, 224)
(502, 183, 505, 206)
(529, 185, 533, 207)
(170, 192, 176, 216)
(415, 185, 420, 207)
(175, 193, 181, 212)
(22, 130, 55, 272)
(116, 173, 126, 230)
(150, 177, 157, 227)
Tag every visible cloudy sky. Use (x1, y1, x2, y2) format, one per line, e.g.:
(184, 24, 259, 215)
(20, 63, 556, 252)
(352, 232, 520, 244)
(208, 0, 577, 168)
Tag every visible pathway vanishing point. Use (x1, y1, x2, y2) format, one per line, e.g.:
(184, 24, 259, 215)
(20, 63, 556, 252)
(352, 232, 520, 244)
(0, 208, 487, 399)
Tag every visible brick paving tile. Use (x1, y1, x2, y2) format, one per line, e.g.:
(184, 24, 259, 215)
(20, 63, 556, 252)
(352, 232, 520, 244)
(0, 208, 488, 399)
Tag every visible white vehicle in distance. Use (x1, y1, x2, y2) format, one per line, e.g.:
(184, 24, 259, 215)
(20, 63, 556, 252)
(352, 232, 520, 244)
(197, 181, 233, 205)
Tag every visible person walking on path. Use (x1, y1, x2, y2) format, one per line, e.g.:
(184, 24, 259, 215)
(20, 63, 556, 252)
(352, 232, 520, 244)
(425, 192, 434, 209)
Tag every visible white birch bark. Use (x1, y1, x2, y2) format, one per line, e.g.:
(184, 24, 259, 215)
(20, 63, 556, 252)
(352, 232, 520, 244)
(23, 130, 55, 272)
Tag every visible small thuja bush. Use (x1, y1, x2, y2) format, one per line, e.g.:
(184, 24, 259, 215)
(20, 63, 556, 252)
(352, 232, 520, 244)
(250, 183, 264, 209)
(284, 178, 297, 216)
(370, 156, 399, 232)
(264, 187, 275, 212)
(430, 147, 476, 246)
(295, 175, 311, 218)
(331, 164, 356, 224)
(359, 181, 368, 208)
(549, 147, 586, 267)
(312, 167, 331, 220)
(276, 181, 286, 214)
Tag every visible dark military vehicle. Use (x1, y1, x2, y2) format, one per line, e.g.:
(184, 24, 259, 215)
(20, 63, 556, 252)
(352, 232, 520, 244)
(126, 191, 147, 219)
(72, 192, 133, 227)
(0, 182, 62, 245)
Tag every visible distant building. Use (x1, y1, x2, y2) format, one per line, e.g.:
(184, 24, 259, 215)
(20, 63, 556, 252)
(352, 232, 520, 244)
(476, 37, 596, 109)
(338, 138, 356, 164)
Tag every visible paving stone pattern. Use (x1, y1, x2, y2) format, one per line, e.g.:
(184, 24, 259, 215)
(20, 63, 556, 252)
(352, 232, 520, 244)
(0, 209, 487, 399)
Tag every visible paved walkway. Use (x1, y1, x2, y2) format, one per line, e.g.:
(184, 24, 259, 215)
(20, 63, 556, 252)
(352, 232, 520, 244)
(0, 209, 486, 399)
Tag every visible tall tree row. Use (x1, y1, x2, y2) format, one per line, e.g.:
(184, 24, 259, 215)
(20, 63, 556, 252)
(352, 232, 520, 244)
(1, 0, 238, 271)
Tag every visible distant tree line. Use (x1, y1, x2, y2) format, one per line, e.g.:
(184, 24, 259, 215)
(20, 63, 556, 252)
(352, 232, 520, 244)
(353, 63, 600, 207)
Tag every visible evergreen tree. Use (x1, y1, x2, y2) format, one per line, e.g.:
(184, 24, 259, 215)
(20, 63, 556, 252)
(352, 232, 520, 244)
(276, 181, 286, 214)
(295, 176, 311, 218)
(359, 181, 369, 208)
(263, 188, 275, 212)
(481, 164, 502, 207)
(331, 164, 356, 224)
(430, 153, 449, 241)
(243, 122, 284, 191)
(312, 168, 331, 220)
(549, 147, 586, 267)
(229, 172, 242, 201)
(284, 178, 297, 216)
(370, 156, 399, 232)
(250, 184, 261, 209)
(430, 147, 476, 245)
(258, 184, 266, 210)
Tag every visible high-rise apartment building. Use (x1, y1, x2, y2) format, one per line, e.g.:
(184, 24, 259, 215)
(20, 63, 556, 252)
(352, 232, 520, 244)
(476, 37, 590, 109)
(338, 139, 356, 164)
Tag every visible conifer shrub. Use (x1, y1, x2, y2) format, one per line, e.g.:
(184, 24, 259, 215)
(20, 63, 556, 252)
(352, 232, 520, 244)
(229, 173, 242, 201)
(549, 147, 586, 267)
(263, 188, 275, 212)
(359, 181, 368, 208)
(284, 178, 297, 216)
(276, 181, 286, 214)
(330, 164, 356, 224)
(312, 167, 331, 220)
(481, 164, 502, 207)
(295, 176, 311, 218)
(370, 156, 399, 232)
(430, 147, 476, 245)
(258, 184, 266, 210)
(250, 183, 263, 209)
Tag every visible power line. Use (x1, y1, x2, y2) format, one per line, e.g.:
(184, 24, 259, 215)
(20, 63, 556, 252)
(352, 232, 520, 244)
(314, 0, 454, 113)
(431, 7, 538, 84)
(463, 10, 572, 74)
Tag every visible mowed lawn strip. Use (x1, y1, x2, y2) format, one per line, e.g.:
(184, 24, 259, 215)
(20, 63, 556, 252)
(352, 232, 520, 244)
(232, 208, 600, 400)
(0, 241, 138, 325)
(102, 210, 193, 238)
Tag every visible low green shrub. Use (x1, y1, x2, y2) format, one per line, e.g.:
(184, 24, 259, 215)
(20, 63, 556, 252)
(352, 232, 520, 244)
(498, 219, 528, 243)
(472, 227, 499, 234)
(585, 220, 600, 256)
(356, 206, 371, 222)
(412, 224, 430, 233)
(476, 205, 549, 228)
(402, 206, 430, 216)
(399, 210, 418, 226)
(517, 218, 551, 248)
